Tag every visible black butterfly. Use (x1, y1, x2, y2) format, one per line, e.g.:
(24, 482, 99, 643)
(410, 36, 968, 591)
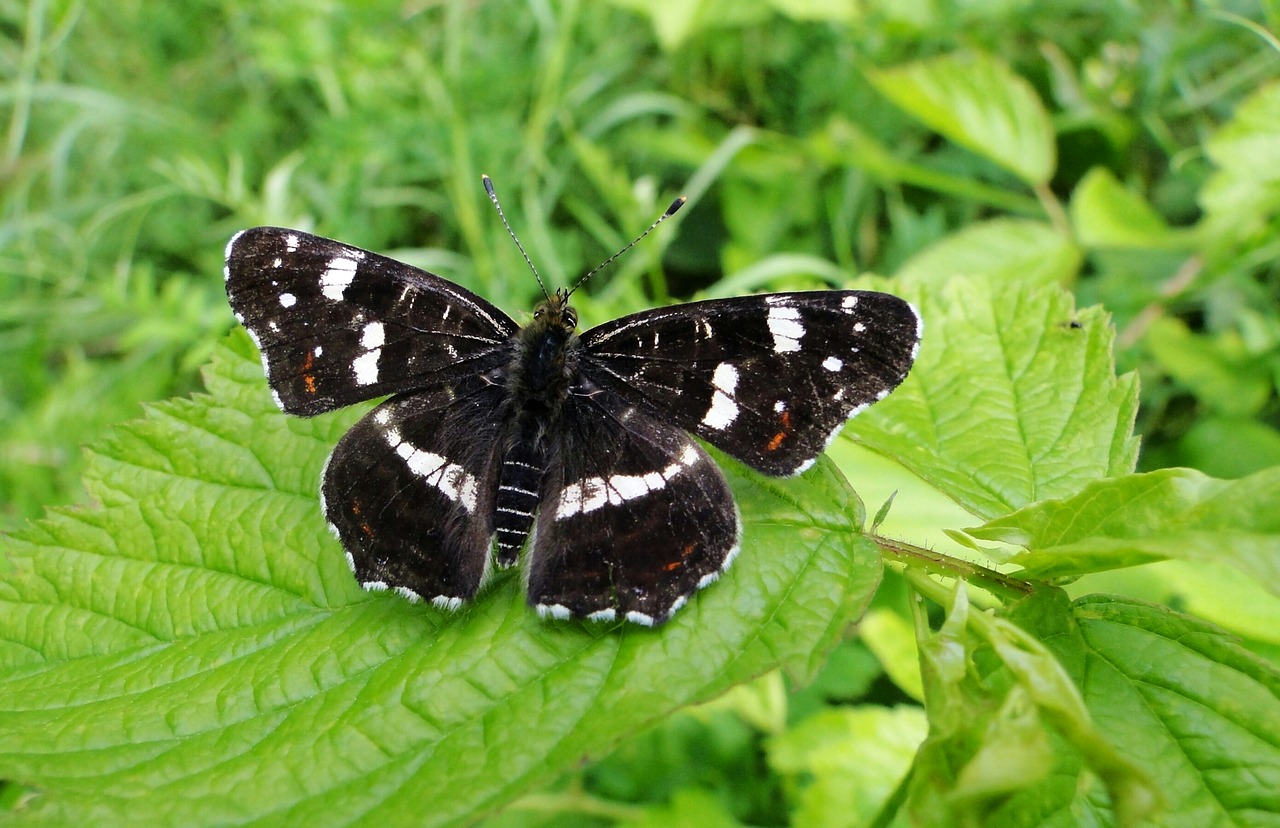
(224, 182, 920, 625)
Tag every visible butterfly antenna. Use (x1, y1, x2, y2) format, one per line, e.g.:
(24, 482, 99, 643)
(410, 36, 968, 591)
(569, 195, 687, 297)
(482, 174, 551, 301)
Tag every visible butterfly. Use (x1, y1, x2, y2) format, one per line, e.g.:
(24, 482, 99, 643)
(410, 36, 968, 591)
(224, 178, 921, 625)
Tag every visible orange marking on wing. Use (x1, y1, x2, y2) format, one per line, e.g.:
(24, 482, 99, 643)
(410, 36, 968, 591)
(767, 410, 792, 451)
(664, 543, 697, 571)
(359, 521, 374, 538)
(302, 351, 318, 395)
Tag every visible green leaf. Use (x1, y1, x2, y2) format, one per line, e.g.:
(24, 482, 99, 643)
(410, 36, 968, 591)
(851, 278, 1139, 520)
(964, 467, 1280, 597)
(1201, 81, 1280, 233)
(859, 608, 924, 702)
(0, 337, 882, 827)
(908, 587, 1164, 827)
(1070, 167, 1194, 250)
(973, 596, 1157, 826)
(603, 0, 771, 50)
(894, 218, 1081, 290)
(1145, 317, 1273, 418)
(1007, 591, 1280, 827)
(1179, 416, 1280, 480)
(767, 705, 927, 828)
(1157, 560, 1280, 646)
(619, 788, 743, 828)
(867, 52, 1056, 186)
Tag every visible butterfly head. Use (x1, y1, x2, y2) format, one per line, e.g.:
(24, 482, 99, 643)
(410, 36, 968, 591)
(532, 287, 578, 335)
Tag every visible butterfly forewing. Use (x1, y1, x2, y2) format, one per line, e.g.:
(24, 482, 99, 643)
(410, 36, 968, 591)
(320, 376, 506, 607)
(528, 386, 739, 625)
(580, 291, 921, 475)
(224, 227, 517, 415)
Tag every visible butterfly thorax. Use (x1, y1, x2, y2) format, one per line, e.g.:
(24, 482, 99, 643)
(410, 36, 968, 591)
(506, 289, 580, 418)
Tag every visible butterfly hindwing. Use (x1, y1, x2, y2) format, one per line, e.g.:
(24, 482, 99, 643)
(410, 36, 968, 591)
(320, 375, 506, 608)
(224, 227, 517, 415)
(580, 291, 921, 476)
(528, 385, 739, 625)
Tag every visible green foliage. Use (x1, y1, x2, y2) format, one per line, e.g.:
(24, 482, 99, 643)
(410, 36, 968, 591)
(3, 1, 1279, 827)
(1, 338, 881, 826)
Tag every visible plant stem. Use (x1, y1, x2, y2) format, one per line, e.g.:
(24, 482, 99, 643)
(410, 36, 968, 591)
(872, 533, 1035, 602)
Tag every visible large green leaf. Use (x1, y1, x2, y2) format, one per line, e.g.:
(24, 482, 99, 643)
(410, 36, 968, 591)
(907, 586, 1156, 827)
(964, 467, 1280, 596)
(894, 218, 1081, 290)
(867, 52, 1056, 187)
(0, 336, 883, 827)
(852, 278, 1139, 520)
(1201, 81, 1280, 234)
(909, 588, 1280, 827)
(1004, 592, 1280, 827)
(1070, 167, 1194, 251)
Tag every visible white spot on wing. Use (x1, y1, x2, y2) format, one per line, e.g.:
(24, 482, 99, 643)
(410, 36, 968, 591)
(393, 440, 479, 512)
(286, 233, 300, 252)
(909, 302, 924, 359)
(842, 294, 858, 310)
(432, 595, 463, 611)
(700, 362, 740, 430)
(555, 444, 702, 520)
(224, 229, 246, 264)
(536, 603, 573, 621)
(768, 305, 804, 352)
(279, 292, 297, 308)
(625, 610, 656, 627)
(853, 321, 866, 333)
(352, 350, 379, 385)
(321, 256, 358, 301)
(361, 321, 385, 349)
(586, 608, 617, 622)
(822, 356, 842, 372)
(394, 586, 423, 603)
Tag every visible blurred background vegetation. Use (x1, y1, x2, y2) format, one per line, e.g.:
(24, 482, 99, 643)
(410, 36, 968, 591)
(3, 0, 1278, 824)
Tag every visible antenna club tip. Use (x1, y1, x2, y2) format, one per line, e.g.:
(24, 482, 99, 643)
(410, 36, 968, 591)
(482, 174, 495, 195)
(665, 196, 687, 217)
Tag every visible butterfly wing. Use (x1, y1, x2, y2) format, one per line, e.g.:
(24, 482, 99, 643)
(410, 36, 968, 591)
(528, 382, 739, 625)
(320, 374, 507, 608)
(580, 291, 920, 476)
(224, 226, 518, 415)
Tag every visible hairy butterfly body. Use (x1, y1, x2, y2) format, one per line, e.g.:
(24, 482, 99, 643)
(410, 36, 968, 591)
(224, 189, 920, 625)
